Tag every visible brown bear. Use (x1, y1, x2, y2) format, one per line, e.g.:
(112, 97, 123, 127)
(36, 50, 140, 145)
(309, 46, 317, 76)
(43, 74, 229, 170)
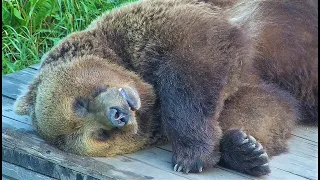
(14, 0, 317, 177)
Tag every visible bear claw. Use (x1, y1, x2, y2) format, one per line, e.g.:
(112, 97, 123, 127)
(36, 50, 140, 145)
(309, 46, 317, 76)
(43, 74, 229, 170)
(219, 129, 271, 176)
(173, 161, 205, 174)
(173, 164, 193, 174)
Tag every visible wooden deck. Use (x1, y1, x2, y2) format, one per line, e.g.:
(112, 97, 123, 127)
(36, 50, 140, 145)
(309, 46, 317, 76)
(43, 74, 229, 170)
(2, 65, 318, 180)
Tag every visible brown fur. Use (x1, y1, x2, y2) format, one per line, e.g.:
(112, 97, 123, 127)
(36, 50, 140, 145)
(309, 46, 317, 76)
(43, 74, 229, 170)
(219, 84, 298, 156)
(15, 0, 317, 176)
(214, 0, 318, 124)
(16, 55, 160, 156)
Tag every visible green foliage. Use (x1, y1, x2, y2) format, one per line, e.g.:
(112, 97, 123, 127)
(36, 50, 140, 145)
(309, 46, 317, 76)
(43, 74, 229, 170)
(2, 0, 137, 75)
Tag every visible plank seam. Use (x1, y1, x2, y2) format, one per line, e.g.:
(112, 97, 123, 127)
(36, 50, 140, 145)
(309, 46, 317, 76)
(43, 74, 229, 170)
(272, 166, 315, 180)
(2, 115, 33, 126)
(122, 155, 192, 180)
(2, 161, 59, 180)
(154, 147, 255, 179)
(2, 174, 18, 180)
(2, 95, 16, 101)
(2, 145, 105, 180)
(292, 134, 318, 144)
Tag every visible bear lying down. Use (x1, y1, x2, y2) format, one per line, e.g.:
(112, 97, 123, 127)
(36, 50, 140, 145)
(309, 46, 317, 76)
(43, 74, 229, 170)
(14, 0, 318, 177)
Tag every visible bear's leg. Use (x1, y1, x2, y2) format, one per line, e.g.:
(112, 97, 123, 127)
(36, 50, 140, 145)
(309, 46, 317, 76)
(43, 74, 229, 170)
(217, 85, 298, 176)
(156, 62, 225, 173)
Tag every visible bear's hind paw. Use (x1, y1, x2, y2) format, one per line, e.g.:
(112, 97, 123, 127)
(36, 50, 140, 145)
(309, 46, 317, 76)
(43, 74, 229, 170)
(219, 129, 271, 176)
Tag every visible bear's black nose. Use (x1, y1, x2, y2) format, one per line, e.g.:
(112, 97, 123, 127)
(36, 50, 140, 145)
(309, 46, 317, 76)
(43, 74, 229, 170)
(108, 106, 130, 127)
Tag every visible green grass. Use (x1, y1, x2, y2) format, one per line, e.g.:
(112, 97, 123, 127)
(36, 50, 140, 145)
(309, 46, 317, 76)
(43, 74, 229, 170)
(2, 0, 137, 75)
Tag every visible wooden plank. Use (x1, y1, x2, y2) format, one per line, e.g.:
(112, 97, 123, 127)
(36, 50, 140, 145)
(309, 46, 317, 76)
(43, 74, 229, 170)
(2, 161, 57, 180)
(2, 76, 27, 99)
(123, 148, 253, 180)
(2, 175, 15, 180)
(1, 114, 189, 180)
(2, 129, 190, 180)
(2, 116, 33, 132)
(2, 68, 38, 99)
(158, 133, 318, 180)
(263, 167, 309, 180)
(292, 126, 318, 143)
(5, 67, 38, 80)
(3, 111, 316, 180)
(2, 96, 44, 143)
(2, 96, 33, 126)
(2, 175, 17, 180)
(93, 156, 189, 180)
(127, 148, 311, 180)
(2, 112, 190, 179)
(270, 155, 318, 180)
(269, 135, 318, 180)
(287, 135, 318, 158)
(2, 116, 45, 143)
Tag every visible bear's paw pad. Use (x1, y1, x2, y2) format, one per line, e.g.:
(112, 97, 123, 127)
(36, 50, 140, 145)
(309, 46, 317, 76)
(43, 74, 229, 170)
(219, 129, 270, 176)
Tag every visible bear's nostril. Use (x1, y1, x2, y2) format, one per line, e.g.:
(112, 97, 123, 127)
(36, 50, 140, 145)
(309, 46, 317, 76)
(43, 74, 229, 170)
(114, 111, 120, 119)
(108, 107, 130, 127)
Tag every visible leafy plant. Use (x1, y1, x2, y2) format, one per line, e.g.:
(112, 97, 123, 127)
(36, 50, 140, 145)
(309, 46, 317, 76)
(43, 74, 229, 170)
(2, 0, 137, 75)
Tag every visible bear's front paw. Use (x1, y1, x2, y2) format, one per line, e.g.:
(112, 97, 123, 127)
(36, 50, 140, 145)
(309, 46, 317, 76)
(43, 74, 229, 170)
(219, 129, 270, 176)
(172, 144, 220, 174)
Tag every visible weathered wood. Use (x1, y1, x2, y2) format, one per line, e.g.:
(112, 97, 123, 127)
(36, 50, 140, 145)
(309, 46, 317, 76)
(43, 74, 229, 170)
(2, 98, 33, 126)
(2, 161, 57, 180)
(292, 126, 318, 143)
(2, 69, 38, 100)
(2, 129, 192, 180)
(121, 148, 253, 180)
(2, 175, 15, 180)
(157, 130, 318, 180)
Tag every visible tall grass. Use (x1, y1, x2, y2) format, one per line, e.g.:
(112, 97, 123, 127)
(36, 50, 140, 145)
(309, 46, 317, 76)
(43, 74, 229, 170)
(2, 0, 137, 75)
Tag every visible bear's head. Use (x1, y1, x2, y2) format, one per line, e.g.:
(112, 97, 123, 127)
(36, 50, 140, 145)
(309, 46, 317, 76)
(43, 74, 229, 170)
(14, 55, 156, 156)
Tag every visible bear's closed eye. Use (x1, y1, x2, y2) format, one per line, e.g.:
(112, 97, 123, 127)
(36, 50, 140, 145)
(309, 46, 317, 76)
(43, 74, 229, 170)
(73, 97, 89, 117)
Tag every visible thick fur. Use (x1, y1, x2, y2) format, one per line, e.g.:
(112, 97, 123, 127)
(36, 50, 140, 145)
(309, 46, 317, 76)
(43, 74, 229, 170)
(14, 0, 317, 177)
(207, 0, 318, 124)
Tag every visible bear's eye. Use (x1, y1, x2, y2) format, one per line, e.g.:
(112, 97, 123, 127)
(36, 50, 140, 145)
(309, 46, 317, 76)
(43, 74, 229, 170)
(73, 97, 89, 117)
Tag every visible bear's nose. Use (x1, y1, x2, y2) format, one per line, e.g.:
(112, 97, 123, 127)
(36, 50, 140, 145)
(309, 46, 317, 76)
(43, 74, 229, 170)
(108, 106, 130, 127)
(118, 88, 139, 111)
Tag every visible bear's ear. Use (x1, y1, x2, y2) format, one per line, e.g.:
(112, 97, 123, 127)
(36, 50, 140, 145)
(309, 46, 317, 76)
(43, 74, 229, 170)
(14, 75, 41, 115)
